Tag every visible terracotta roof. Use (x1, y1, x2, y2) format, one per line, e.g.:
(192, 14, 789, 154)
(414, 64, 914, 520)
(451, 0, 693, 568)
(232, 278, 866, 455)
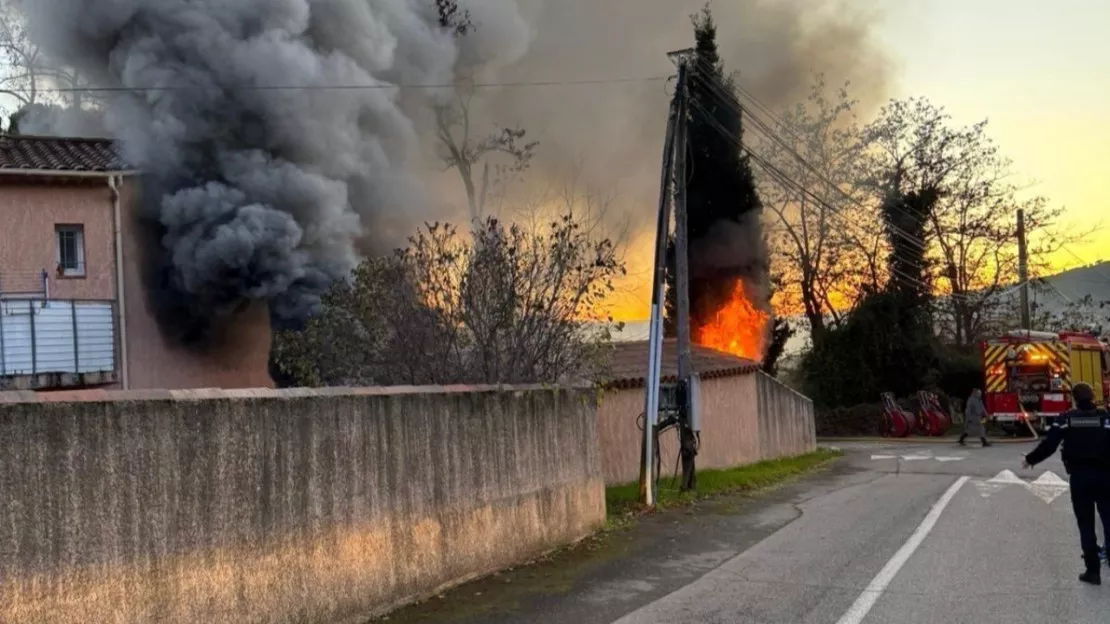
(600, 339, 760, 388)
(0, 135, 130, 173)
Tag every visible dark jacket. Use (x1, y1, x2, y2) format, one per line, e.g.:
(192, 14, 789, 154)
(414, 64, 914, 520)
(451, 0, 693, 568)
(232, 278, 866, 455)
(1025, 407, 1110, 473)
(964, 394, 987, 437)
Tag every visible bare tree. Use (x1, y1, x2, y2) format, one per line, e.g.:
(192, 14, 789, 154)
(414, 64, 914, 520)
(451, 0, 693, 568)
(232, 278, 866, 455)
(983, 282, 1108, 337)
(758, 76, 879, 342)
(508, 158, 630, 246)
(435, 96, 538, 222)
(0, 1, 86, 119)
(863, 98, 1071, 346)
(1039, 294, 1106, 336)
(432, 0, 538, 223)
(272, 214, 625, 386)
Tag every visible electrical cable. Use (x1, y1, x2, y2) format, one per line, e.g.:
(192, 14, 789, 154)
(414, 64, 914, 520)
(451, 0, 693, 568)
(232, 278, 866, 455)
(686, 87, 971, 300)
(689, 87, 926, 259)
(1060, 245, 1110, 285)
(0, 74, 672, 95)
(685, 95, 938, 296)
(689, 57, 930, 255)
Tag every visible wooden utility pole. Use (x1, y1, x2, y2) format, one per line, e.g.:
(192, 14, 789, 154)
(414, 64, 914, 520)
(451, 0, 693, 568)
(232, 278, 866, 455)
(1017, 208, 1030, 331)
(670, 53, 698, 492)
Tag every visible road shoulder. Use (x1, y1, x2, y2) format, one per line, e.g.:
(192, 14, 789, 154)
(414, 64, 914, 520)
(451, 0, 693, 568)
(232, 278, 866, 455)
(370, 458, 862, 624)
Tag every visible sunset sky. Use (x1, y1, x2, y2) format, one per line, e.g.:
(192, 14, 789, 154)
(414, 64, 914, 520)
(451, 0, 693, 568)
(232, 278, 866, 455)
(880, 0, 1109, 270)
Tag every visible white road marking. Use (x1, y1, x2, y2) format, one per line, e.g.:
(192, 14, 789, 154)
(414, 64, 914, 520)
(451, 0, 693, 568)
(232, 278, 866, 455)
(987, 469, 1026, 485)
(1032, 471, 1068, 487)
(834, 476, 969, 624)
(871, 454, 897, 460)
(934, 457, 966, 462)
(974, 482, 1007, 498)
(977, 470, 1069, 503)
(1029, 471, 1070, 504)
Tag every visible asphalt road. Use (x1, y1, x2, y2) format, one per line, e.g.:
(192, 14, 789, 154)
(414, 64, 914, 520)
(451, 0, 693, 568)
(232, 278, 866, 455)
(379, 441, 1110, 624)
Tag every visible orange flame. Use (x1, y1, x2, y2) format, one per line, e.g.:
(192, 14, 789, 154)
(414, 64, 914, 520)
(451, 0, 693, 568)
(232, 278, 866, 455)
(693, 280, 771, 361)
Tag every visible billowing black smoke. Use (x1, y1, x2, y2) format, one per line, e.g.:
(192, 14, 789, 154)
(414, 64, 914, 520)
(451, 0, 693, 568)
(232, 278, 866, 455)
(17, 0, 890, 342)
(18, 0, 530, 340)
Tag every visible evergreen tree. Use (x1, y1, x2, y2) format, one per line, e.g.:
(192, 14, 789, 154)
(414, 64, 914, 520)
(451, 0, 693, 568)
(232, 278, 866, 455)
(800, 187, 940, 407)
(881, 183, 934, 303)
(664, 7, 765, 345)
(762, 317, 794, 377)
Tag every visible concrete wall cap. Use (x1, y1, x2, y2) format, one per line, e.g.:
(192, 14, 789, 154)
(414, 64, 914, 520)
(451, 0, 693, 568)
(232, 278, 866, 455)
(0, 383, 596, 405)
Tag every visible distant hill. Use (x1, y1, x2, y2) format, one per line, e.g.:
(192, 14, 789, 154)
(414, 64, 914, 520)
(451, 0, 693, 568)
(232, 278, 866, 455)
(1028, 261, 1110, 314)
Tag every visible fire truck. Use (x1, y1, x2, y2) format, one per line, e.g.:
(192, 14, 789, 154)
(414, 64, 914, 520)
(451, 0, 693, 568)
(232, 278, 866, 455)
(980, 330, 1110, 433)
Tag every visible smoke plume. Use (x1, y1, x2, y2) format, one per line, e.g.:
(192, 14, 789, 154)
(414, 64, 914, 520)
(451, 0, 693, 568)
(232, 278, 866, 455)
(18, 0, 530, 340)
(17, 0, 890, 338)
(9, 102, 107, 137)
(465, 0, 892, 320)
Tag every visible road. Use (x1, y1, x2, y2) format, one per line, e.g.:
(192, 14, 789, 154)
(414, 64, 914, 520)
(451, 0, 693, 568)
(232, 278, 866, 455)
(378, 441, 1110, 624)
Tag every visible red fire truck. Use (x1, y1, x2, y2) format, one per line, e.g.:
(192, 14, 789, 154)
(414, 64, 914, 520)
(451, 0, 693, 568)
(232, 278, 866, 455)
(980, 330, 1110, 433)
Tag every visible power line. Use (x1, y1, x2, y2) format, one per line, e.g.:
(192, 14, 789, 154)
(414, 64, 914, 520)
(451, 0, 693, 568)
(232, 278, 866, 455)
(685, 61, 1058, 307)
(1060, 244, 1110, 285)
(691, 93, 1011, 303)
(688, 57, 928, 254)
(685, 95, 936, 295)
(692, 58, 933, 255)
(0, 74, 671, 95)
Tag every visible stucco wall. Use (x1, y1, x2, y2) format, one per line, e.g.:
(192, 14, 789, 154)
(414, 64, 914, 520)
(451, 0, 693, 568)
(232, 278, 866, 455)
(115, 179, 274, 390)
(0, 177, 273, 390)
(0, 385, 604, 623)
(597, 371, 816, 485)
(0, 181, 116, 299)
(755, 372, 817, 461)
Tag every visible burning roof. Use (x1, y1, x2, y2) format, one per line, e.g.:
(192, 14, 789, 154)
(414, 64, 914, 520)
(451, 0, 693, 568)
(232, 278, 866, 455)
(599, 339, 760, 389)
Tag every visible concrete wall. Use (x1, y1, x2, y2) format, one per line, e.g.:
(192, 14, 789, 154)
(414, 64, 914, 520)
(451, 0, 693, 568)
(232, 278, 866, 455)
(0, 181, 116, 299)
(0, 385, 605, 623)
(596, 371, 816, 485)
(755, 372, 817, 461)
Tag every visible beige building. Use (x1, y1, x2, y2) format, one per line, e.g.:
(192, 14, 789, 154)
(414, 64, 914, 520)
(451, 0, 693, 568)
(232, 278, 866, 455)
(0, 135, 272, 391)
(596, 340, 815, 485)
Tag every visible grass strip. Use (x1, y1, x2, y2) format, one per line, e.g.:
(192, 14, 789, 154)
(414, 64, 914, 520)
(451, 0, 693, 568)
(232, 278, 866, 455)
(605, 448, 843, 520)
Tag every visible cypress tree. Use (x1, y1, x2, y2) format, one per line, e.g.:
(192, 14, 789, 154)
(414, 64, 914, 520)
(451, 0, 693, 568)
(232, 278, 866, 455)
(665, 7, 765, 343)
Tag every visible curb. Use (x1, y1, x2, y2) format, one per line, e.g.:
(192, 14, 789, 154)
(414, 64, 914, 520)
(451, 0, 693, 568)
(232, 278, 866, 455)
(818, 436, 1037, 445)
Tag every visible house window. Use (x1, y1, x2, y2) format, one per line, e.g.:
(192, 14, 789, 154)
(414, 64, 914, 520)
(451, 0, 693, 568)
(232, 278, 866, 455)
(55, 225, 85, 277)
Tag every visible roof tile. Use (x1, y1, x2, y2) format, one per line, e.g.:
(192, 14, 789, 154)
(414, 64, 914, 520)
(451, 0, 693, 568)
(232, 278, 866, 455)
(0, 135, 129, 172)
(600, 339, 760, 388)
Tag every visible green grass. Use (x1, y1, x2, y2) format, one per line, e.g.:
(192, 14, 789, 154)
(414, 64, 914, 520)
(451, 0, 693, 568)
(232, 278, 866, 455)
(605, 448, 843, 520)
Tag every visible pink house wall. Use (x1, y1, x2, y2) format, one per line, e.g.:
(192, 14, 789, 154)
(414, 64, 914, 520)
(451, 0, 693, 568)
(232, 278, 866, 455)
(0, 176, 273, 390)
(115, 179, 275, 390)
(0, 182, 116, 300)
(595, 372, 814, 485)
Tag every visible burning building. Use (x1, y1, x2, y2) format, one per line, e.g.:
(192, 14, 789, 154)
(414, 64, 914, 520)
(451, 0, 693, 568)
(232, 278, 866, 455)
(0, 136, 273, 391)
(693, 279, 770, 361)
(15, 0, 531, 346)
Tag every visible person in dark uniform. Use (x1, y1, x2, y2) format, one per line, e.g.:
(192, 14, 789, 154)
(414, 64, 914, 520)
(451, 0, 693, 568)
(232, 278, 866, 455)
(1023, 382, 1110, 585)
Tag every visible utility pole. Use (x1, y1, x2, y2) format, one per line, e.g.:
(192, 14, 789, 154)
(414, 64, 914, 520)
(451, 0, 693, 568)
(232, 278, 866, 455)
(670, 50, 699, 493)
(638, 77, 679, 507)
(1017, 208, 1030, 331)
(639, 49, 697, 505)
